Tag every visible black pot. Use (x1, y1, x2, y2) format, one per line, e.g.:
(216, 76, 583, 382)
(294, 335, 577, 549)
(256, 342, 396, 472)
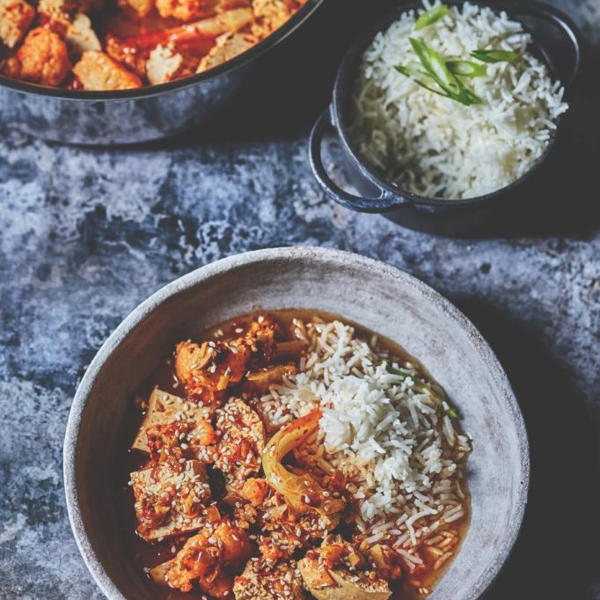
(0, 0, 323, 145)
(308, 0, 583, 236)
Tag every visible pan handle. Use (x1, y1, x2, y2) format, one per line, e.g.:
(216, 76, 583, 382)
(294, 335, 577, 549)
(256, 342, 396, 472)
(308, 109, 402, 213)
(510, 1, 583, 90)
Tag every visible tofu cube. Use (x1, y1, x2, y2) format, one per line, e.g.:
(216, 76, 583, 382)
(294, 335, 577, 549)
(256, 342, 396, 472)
(234, 558, 305, 600)
(215, 398, 265, 490)
(131, 460, 211, 541)
(132, 387, 213, 453)
(244, 363, 296, 394)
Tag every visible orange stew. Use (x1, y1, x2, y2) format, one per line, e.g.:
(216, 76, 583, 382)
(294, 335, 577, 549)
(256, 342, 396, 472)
(0, 0, 307, 90)
(118, 311, 471, 600)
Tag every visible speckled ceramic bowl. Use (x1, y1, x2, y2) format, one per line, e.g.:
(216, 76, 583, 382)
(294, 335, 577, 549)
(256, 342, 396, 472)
(64, 247, 529, 600)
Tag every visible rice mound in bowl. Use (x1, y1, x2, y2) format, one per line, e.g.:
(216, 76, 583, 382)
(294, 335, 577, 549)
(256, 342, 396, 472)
(349, 2, 569, 200)
(260, 316, 472, 595)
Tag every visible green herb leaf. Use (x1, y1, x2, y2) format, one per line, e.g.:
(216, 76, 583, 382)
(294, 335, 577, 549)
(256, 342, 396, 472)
(445, 406, 460, 419)
(460, 86, 483, 105)
(387, 365, 461, 419)
(410, 38, 461, 96)
(408, 37, 482, 106)
(446, 60, 487, 77)
(471, 49, 518, 63)
(386, 365, 415, 378)
(394, 64, 451, 98)
(414, 3, 449, 30)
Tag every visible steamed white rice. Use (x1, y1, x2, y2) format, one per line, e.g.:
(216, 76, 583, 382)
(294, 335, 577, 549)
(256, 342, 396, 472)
(259, 318, 472, 553)
(349, 1, 569, 199)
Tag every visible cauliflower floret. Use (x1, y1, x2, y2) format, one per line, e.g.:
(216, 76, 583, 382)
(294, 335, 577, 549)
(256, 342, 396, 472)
(175, 338, 250, 394)
(72, 51, 142, 90)
(17, 27, 71, 87)
(151, 520, 252, 595)
(146, 43, 184, 85)
(64, 13, 101, 54)
(0, 0, 35, 48)
(251, 0, 293, 38)
(117, 0, 154, 18)
(1, 55, 22, 78)
(197, 32, 254, 72)
(155, 0, 211, 21)
(154, 0, 247, 22)
(38, 0, 102, 32)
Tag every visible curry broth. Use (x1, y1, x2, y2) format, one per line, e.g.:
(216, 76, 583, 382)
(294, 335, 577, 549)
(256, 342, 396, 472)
(114, 310, 470, 599)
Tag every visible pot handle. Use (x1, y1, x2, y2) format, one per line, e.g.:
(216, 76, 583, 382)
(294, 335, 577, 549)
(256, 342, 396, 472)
(308, 109, 401, 213)
(510, 1, 583, 90)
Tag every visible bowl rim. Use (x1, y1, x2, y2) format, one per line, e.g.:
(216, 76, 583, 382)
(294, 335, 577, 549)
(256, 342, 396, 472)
(63, 246, 530, 600)
(330, 0, 567, 208)
(0, 0, 323, 101)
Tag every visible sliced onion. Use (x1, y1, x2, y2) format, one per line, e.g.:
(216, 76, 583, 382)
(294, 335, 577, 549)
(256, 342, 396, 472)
(262, 410, 344, 517)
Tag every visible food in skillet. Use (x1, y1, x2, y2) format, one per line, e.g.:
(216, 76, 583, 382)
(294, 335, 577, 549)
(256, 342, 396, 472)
(126, 312, 472, 598)
(0, 0, 307, 90)
(349, 2, 568, 199)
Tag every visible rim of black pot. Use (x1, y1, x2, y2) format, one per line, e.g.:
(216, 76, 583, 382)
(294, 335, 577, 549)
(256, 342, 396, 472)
(0, 0, 323, 101)
(330, 0, 582, 210)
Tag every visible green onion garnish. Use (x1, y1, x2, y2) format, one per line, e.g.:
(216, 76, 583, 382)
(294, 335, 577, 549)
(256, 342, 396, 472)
(461, 87, 483, 105)
(410, 38, 461, 96)
(408, 38, 482, 105)
(446, 60, 487, 77)
(445, 406, 460, 419)
(387, 365, 416, 379)
(414, 4, 449, 30)
(471, 49, 518, 63)
(386, 365, 461, 419)
(394, 64, 450, 98)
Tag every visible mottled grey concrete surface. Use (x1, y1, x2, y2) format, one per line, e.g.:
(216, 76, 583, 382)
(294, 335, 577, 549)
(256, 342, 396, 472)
(0, 0, 598, 599)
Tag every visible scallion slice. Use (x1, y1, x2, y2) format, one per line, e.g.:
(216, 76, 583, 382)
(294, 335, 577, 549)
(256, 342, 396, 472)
(445, 406, 460, 419)
(386, 365, 461, 419)
(460, 86, 483, 105)
(471, 49, 518, 63)
(409, 37, 482, 105)
(386, 365, 416, 379)
(414, 3, 449, 30)
(410, 38, 460, 96)
(394, 64, 451, 98)
(446, 60, 487, 77)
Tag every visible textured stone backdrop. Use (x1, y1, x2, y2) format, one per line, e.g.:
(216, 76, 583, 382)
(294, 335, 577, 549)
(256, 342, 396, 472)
(0, 0, 598, 598)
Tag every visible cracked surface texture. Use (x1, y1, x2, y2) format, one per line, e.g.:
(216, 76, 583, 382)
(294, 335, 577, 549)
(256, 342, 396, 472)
(0, 0, 598, 599)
